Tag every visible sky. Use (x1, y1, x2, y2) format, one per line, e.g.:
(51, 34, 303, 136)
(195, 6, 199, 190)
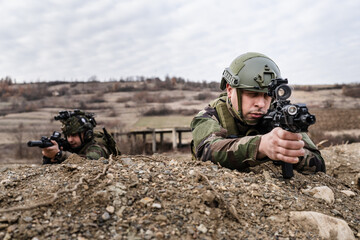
(0, 0, 359, 85)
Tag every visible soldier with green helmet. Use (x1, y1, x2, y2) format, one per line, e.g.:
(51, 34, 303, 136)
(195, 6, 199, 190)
(191, 52, 325, 174)
(42, 109, 120, 164)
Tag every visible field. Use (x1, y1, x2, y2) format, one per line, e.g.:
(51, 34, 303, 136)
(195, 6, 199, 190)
(1, 81, 360, 163)
(0, 80, 360, 239)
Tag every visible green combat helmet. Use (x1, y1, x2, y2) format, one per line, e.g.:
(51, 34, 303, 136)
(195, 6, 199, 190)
(220, 52, 281, 92)
(55, 110, 96, 141)
(220, 52, 281, 124)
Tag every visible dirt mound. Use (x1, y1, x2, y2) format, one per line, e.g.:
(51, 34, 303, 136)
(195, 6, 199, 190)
(0, 145, 359, 239)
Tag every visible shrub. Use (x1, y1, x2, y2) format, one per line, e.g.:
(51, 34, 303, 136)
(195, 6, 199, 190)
(178, 108, 199, 116)
(21, 84, 52, 101)
(342, 85, 360, 98)
(116, 97, 129, 103)
(143, 106, 173, 116)
(194, 92, 217, 101)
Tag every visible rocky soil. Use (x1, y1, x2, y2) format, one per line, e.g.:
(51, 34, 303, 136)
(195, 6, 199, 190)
(0, 144, 359, 239)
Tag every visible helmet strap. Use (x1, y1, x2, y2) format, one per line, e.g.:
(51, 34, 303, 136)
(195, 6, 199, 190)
(79, 132, 84, 145)
(226, 91, 243, 123)
(236, 88, 243, 120)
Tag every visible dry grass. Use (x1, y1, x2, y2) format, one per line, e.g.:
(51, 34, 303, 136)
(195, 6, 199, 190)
(310, 108, 360, 131)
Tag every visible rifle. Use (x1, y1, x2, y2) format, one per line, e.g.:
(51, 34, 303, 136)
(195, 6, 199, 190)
(260, 78, 316, 179)
(27, 131, 70, 150)
(27, 131, 71, 164)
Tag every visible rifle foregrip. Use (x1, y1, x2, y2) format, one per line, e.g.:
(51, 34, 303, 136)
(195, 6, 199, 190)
(282, 162, 294, 179)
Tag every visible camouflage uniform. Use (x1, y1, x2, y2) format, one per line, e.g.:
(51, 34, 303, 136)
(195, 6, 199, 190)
(191, 52, 325, 173)
(191, 93, 325, 172)
(44, 110, 119, 164)
(55, 131, 110, 163)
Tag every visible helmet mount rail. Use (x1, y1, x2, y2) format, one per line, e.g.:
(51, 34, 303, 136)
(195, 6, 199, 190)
(54, 109, 97, 136)
(54, 109, 97, 127)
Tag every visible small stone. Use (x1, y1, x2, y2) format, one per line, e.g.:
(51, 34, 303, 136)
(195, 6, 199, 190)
(169, 160, 177, 165)
(155, 232, 164, 239)
(340, 190, 356, 197)
(121, 158, 133, 166)
(15, 196, 23, 201)
(144, 230, 153, 239)
(23, 216, 33, 223)
(139, 197, 154, 205)
(102, 212, 110, 221)
(116, 206, 126, 217)
(155, 215, 167, 222)
(330, 209, 342, 217)
(302, 186, 334, 204)
(7, 224, 17, 233)
(106, 206, 115, 214)
(3, 233, 11, 240)
(152, 203, 162, 209)
(267, 214, 287, 223)
(290, 211, 355, 240)
(197, 224, 207, 233)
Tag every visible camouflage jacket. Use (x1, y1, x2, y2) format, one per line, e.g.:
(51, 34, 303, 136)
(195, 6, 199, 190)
(191, 94, 325, 172)
(60, 139, 109, 162)
(48, 135, 110, 164)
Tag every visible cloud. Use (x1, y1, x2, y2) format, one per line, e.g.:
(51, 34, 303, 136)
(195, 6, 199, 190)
(0, 0, 359, 84)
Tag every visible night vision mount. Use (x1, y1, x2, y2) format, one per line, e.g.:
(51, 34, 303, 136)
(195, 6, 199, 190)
(262, 78, 316, 133)
(54, 109, 97, 127)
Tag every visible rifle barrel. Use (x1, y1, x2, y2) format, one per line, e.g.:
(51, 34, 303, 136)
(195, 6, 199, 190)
(27, 141, 54, 148)
(27, 141, 43, 147)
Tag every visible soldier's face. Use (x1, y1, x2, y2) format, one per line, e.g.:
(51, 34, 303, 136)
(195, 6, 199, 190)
(67, 133, 84, 148)
(241, 90, 271, 123)
(227, 85, 271, 124)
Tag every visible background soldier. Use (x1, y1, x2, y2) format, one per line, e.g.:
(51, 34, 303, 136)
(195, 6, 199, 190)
(191, 52, 325, 174)
(42, 110, 120, 164)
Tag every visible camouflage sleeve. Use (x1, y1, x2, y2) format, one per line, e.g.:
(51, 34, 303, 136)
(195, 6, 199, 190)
(83, 144, 109, 160)
(46, 144, 109, 163)
(60, 151, 72, 162)
(191, 106, 265, 171)
(43, 150, 72, 164)
(294, 133, 326, 173)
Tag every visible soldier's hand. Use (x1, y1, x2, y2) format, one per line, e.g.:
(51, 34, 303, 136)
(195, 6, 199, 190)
(258, 127, 305, 164)
(42, 140, 60, 160)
